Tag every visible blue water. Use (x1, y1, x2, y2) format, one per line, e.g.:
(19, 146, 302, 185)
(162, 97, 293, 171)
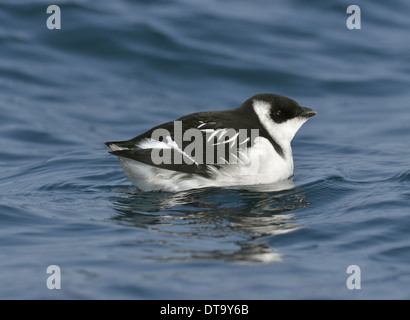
(1, 0, 410, 299)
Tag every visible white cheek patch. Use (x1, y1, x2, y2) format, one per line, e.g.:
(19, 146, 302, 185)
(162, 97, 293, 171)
(252, 100, 272, 132)
(274, 117, 308, 142)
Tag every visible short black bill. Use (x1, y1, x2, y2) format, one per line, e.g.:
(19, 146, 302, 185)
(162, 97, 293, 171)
(300, 107, 317, 119)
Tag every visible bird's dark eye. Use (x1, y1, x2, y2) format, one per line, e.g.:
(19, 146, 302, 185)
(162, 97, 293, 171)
(270, 108, 289, 123)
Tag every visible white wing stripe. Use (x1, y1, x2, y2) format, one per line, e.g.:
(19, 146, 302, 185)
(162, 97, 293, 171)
(136, 138, 170, 149)
(207, 130, 220, 142)
(165, 136, 198, 165)
(211, 132, 239, 146)
(239, 137, 250, 145)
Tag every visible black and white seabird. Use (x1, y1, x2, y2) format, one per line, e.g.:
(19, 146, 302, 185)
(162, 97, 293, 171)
(106, 94, 317, 192)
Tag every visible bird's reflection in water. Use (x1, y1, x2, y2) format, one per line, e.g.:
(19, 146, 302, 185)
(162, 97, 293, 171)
(111, 180, 310, 264)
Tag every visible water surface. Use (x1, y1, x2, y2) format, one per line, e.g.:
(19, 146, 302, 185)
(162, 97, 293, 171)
(1, 0, 410, 299)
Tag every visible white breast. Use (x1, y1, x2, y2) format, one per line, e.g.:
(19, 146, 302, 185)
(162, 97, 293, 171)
(233, 136, 294, 185)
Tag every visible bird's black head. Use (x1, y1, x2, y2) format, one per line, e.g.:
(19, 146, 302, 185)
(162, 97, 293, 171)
(250, 94, 317, 123)
(242, 93, 317, 146)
